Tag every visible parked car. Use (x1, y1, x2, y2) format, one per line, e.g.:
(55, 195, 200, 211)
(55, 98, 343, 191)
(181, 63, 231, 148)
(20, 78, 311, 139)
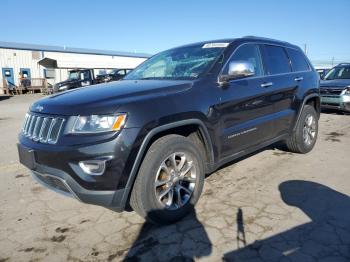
(18, 36, 320, 224)
(53, 69, 98, 92)
(95, 69, 132, 83)
(320, 63, 350, 112)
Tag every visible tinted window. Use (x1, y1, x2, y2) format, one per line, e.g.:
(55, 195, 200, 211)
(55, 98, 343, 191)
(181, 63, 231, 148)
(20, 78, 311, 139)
(262, 45, 291, 75)
(81, 71, 90, 80)
(324, 66, 350, 80)
(287, 48, 310, 72)
(116, 70, 126, 76)
(224, 44, 264, 76)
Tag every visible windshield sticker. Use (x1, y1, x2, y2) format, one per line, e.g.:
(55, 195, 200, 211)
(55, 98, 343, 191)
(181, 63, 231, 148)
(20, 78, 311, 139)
(202, 43, 229, 48)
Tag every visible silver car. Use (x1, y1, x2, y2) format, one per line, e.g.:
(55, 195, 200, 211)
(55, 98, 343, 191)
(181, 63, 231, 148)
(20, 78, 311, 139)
(320, 63, 350, 112)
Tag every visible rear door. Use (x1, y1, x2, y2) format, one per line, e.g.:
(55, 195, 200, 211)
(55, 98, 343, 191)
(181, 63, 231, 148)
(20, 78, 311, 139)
(260, 44, 297, 138)
(216, 43, 275, 159)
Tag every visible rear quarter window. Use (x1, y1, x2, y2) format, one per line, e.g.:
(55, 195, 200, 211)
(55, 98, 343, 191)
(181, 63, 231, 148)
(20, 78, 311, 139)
(261, 45, 291, 75)
(287, 48, 310, 72)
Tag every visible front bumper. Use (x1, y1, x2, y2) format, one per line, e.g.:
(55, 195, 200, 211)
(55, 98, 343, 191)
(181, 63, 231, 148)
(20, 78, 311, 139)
(320, 94, 350, 112)
(18, 127, 141, 211)
(31, 166, 125, 210)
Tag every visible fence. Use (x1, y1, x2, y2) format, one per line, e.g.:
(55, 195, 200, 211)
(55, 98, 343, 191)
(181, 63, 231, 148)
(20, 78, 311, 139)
(2, 78, 51, 95)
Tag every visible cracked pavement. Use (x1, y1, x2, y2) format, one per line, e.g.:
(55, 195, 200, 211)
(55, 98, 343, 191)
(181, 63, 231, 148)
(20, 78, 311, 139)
(0, 95, 349, 262)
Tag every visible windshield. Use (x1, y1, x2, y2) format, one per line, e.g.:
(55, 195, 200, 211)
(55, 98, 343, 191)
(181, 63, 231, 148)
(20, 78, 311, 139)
(124, 44, 226, 80)
(68, 71, 79, 80)
(324, 66, 350, 80)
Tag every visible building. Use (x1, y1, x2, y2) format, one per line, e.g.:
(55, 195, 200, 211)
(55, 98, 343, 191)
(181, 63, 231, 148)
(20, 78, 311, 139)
(0, 41, 150, 94)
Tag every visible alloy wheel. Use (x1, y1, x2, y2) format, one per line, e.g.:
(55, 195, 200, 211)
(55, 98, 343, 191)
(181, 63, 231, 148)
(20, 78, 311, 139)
(154, 152, 196, 210)
(303, 114, 316, 146)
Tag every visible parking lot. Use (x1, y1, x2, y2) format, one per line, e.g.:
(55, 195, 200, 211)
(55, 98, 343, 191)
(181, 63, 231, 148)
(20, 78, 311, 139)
(0, 94, 349, 262)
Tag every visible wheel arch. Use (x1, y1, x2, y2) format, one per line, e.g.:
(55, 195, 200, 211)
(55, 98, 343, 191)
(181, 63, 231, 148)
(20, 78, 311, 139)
(293, 94, 320, 131)
(119, 119, 214, 210)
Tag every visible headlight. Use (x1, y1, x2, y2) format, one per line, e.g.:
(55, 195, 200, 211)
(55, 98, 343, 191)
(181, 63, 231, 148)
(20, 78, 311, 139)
(341, 87, 350, 95)
(69, 114, 127, 134)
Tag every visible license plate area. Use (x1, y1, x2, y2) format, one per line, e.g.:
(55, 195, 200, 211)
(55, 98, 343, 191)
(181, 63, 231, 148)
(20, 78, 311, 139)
(17, 144, 36, 170)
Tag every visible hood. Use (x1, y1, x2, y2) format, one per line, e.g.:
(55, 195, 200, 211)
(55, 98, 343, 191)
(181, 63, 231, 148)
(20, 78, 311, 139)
(31, 80, 193, 116)
(320, 79, 350, 89)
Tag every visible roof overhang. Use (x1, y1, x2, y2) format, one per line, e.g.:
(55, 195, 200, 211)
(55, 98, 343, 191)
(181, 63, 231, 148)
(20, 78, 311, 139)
(38, 57, 58, 68)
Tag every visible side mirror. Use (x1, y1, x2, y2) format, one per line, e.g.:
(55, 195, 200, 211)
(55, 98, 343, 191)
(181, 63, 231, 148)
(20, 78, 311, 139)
(220, 61, 255, 84)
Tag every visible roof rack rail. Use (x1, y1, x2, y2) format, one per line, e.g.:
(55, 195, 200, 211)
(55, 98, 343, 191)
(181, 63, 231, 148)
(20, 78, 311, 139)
(242, 35, 289, 44)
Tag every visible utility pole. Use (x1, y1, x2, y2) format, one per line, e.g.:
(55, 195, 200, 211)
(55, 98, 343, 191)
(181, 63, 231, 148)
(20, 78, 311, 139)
(331, 57, 335, 67)
(303, 44, 308, 56)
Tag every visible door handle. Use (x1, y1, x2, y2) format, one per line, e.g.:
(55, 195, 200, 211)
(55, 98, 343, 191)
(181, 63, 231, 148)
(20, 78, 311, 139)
(294, 77, 304, 82)
(260, 82, 273, 88)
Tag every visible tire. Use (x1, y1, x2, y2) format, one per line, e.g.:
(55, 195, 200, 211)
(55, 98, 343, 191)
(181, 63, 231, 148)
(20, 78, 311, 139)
(130, 134, 205, 224)
(285, 105, 318, 154)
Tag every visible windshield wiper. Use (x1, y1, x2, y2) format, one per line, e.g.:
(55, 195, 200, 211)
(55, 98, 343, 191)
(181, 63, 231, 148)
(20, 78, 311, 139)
(139, 77, 164, 80)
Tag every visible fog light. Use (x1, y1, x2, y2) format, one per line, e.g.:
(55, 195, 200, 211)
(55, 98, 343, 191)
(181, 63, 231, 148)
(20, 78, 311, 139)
(79, 160, 106, 176)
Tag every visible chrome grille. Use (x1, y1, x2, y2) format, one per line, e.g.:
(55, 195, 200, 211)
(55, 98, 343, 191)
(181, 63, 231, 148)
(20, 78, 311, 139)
(320, 88, 344, 96)
(22, 113, 65, 144)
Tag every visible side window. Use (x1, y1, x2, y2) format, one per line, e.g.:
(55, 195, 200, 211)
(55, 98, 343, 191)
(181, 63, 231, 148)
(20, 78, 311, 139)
(224, 44, 264, 77)
(117, 70, 126, 76)
(287, 48, 310, 72)
(261, 45, 291, 75)
(80, 71, 90, 80)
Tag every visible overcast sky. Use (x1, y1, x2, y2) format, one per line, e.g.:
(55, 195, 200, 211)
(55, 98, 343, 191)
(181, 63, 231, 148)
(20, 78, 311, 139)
(2, 0, 350, 62)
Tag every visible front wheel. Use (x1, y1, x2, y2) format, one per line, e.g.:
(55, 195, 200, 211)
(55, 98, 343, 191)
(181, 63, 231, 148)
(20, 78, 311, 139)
(130, 135, 205, 224)
(285, 105, 318, 153)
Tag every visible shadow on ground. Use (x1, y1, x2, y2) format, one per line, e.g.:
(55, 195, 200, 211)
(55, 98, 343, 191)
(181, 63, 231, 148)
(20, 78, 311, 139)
(123, 207, 212, 261)
(321, 108, 350, 115)
(224, 180, 350, 261)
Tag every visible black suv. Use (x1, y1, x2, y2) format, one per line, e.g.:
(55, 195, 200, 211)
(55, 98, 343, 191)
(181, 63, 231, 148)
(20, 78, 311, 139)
(18, 37, 320, 224)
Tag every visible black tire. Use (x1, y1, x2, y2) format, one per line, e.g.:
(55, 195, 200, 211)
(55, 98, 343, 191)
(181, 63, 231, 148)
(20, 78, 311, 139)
(130, 134, 205, 225)
(285, 105, 318, 153)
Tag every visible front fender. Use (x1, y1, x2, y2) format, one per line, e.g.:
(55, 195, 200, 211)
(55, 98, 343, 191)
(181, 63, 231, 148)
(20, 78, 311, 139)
(112, 118, 214, 210)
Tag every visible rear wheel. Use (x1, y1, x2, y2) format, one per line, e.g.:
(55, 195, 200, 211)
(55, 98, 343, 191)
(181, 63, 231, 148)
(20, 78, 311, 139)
(285, 105, 318, 153)
(130, 135, 205, 224)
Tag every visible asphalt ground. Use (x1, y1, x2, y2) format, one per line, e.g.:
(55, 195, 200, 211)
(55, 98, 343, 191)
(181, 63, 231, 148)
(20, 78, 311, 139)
(0, 94, 349, 261)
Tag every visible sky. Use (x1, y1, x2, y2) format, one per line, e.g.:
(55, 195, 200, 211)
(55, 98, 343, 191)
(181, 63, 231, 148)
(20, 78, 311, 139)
(1, 0, 349, 63)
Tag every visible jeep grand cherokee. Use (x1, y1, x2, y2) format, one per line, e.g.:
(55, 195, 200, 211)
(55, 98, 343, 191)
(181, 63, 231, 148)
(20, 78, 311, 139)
(18, 36, 320, 224)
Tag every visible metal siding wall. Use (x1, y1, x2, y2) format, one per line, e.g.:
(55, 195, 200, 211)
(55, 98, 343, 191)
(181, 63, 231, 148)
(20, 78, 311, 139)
(0, 47, 147, 94)
(0, 48, 43, 90)
(44, 51, 146, 70)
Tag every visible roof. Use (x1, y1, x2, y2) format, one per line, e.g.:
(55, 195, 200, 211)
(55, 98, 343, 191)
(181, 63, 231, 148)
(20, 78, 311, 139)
(336, 63, 350, 67)
(172, 36, 298, 51)
(0, 41, 151, 58)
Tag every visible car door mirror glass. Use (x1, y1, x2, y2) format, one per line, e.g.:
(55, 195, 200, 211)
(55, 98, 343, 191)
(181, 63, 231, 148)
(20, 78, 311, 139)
(228, 61, 255, 79)
(219, 61, 256, 85)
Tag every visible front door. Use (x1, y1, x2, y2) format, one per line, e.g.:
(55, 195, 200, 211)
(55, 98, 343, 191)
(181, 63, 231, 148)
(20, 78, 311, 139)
(2, 68, 15, 85)
(215, 44, 275, 159)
